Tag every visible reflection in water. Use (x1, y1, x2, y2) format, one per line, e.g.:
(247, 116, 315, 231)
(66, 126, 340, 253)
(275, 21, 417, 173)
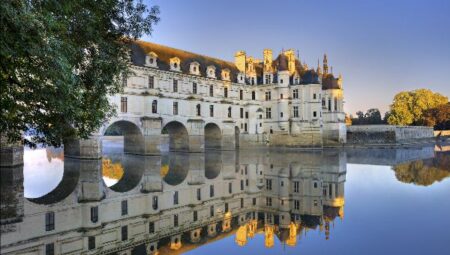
(1, 145, 449, 255)
(392, 152, 450, 186)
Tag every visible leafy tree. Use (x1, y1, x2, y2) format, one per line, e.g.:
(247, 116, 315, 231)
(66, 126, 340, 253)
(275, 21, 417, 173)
(387, 89, 448, 126)
(422, 103, 450, 130)
(351, 108, 384, 125)
(1, 0, 159, 147)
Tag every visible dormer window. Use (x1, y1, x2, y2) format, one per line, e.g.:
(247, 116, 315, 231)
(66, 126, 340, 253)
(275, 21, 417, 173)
(190, 62, 200, 75)
(221, 69, 230, 81)
(206, 66, 216, 78)
(294, 75, 300, 84)
(237, 73, 245, 84)
(145, 52, 158, 68)
(170, 57, 181, 71)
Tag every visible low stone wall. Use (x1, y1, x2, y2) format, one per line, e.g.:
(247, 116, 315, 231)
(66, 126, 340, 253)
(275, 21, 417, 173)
(434, 130, 450, 137)
(347, 125, 434, 145)
(268, 132, 323, 148)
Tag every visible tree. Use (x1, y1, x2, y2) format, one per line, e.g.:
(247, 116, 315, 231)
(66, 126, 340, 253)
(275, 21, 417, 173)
(387, 89, 448, 126)
(1, 0, 159, 147)
(422, 103, 450, 130)
(351, 108, 384, 125)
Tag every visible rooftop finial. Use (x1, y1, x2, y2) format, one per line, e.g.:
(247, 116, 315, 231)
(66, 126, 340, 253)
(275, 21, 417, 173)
(323, 54, 329, 75)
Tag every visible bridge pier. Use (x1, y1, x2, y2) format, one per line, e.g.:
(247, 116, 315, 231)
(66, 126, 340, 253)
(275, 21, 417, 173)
(190, 228, 202, 243)
(169, 234, 182, 250)
(187, 154, 205, 185)
(146, 242, 158, 255)
(0, 136, 23, 167)
(140, 117, 162, 155)
(64, 137, 102, 159)
(221, 120, 236, 150)
(76, 159, 104, 202)
(207, 223, 218, 237)
(187, 119, 204, 153)
(141, 157, 162, 193)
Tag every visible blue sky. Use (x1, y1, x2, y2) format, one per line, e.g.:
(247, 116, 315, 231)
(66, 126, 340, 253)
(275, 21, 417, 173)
(142, 0, 450, 115)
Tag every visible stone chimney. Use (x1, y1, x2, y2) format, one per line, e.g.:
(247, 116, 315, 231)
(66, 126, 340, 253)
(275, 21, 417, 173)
(235, 51, 246, 73)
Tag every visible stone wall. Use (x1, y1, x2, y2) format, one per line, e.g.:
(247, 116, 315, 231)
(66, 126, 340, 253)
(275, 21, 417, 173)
(268, 132, 323, 148)
(347, 125, 434, 145)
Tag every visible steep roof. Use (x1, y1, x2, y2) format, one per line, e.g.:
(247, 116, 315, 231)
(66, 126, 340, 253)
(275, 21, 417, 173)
(322, 73, 341, 90)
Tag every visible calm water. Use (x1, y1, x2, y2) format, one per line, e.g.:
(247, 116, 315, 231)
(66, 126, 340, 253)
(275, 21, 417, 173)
(1, 141, 449, 255)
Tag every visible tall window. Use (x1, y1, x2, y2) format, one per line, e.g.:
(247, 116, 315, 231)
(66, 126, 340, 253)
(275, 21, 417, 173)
(210, 206, 214, 217)
(121, 200, 128, 216)
(174, 214, 179, 227)
(90, 206, 98, 223)
(196, 104, 201, 116)
(193, 211, 198, 222)
(265, 108, 272, 119)
(294, 200, 300, 210)
(253, 197, 256, 205)
(46, 243, 55, 255)
(293, 89, 298, 99)
(322, 98, 326, 107)
(224, 87, 228, 98)
(88, 236, 96, 250)
(121, 226, 128, 241)
(152, 100, 157, 113)
(210, 185, 214, 197)
(240, 108, 244, 118)
(148, 75, 154, 88)
(266, 197, 272, 206)
(265, 74, 271, 84)
(120, 97, 127, 113)
(313, 111, 317, 118)
(149, 222, 155, 233)
(152, 196, 158, 210)
(265, 91, 271, 100)
(193, 82, 197, 94)
(241, 180, 244, 190)
(266, 179, 272, 190)
(229, 182, 232, 193)
(245, 112, 248, 119)
(334, 97, 338, 111)
(228, 107, 232, 118)
(225, 203, 229, 213)
(241, 198, 244, 208)
(294, 181, 299, 193)
(313, 93, 317, 99)
(252, 91, 256, 100)
(45, 212, 55, 231)
(173, 79, 178, 92)
(293, 106, 299, 118)
(209, 85, 214, 96)
(328, 98, 331, 111)
(173, 191, 178, 205)
(244, 123, 248, 132)
(209, 105, 214, 117)
(197, 188, 201, 200)
(240, 90, 243, 100)
(280, 93, 284, 99)
(173, 102, 178, 115)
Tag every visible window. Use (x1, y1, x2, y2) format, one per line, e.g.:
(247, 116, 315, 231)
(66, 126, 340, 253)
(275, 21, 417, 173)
(173, 191, 178, 205)
(152, 196, 158, 210)
(193, 211, 198, 222)
(280, 93, 284, 99)
(210, 206, 214, 217)
(314, 200, 318, 206)
(148, 75, 154, 88)
(90, 206, 98, 223)
(149, 222, 155, 233)
(266, 197, 272, 206)
(240, 90, 243, 100)
(246, 179, 249, 186)
(240, 108, 244, 118)
(314, 182, 318, 188)
(88, 236, 96, 250)
(280, 79, 283, 84)
(152, 100, 157, 113)
(265, 74, 271, 84)
(244, 123, 247, 132)
(228, 107, 232, 118)
(241, 180, 244, 190)
(120, 97, 127, 113)
(45, 212, 55, 231)
(266, 108, 272, 119)
(245, 112, 248, 119)
(293, 106, 299, 118)
(313, 93, 317, 99)
(293, 89, 298, 99)
(328, 98, 331, 111)
(241, 198, 244, 208)
(229, 182, 232, 193)
(280, 112, 283, 118)
(197, 188, 201, 200)
(122, 74, 127, 87)
(252, 91, 256, 100)
(174, 214, 179, 227)
(266, 179, 272, 190)
(193, 82, 197, 94)
(173, 102, 178, 115)
(224, 87, 228, 98)
(210, 185, 214, 197)
(209, 85, 214, 96)
(253, 197, 256, 205)
(173, 79, 178, 92)
(209, 105, 214, 117)
(121, 200, 128, 216)
(334, 97, 338, 111)
(225, 203, 229, 213)
(121, 226, 128, 241)
(265, 91, 271, 100)
(329, 183, 333, 198)
(196, 104, 201, 116)
(46, 243, 55, 255)
(294, 200, 300, 210)
(313, 111, 317, 118)
(281, 181, 284, 187)
(322, 98, 326, 107)
(294, 181, 299, 193)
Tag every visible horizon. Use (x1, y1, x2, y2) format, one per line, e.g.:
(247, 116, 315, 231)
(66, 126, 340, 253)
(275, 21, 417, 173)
(142, 0, 450, 115)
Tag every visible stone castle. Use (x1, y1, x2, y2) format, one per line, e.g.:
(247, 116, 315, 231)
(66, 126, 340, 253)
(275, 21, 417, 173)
(99, 40, 346, 155)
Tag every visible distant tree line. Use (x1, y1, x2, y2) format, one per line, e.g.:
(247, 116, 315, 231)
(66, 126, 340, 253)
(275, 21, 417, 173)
(349, 108, 387, 125)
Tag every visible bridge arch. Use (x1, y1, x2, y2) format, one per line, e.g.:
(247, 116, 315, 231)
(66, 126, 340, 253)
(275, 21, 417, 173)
(104, 155, 145, 193)
(162, 154, 189, 186)
(103, 120, 144, 154)
(162, 121, 189, 152)
(205, 123, 222, 149)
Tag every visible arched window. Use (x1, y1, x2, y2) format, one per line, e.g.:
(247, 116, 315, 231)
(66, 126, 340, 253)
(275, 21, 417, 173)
(152, 100, 157, 113)
(196, 104, 201, 116)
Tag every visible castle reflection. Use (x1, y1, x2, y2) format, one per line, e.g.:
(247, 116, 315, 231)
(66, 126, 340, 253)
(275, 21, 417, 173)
(1, 146, 448, 255)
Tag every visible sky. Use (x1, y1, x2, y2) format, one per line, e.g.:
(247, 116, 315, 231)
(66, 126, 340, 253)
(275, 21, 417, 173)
(141, 0, 450, 115)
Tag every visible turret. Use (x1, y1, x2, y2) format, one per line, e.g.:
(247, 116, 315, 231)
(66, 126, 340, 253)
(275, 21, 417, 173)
(263, 49, 273, 72)
(323, 54, 328, 75)
(284, 49, 296, 75)
(235, 51, 246, 73)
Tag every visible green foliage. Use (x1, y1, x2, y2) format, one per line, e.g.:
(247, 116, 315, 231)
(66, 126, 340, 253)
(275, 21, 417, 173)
(422, 103, 450, 130)
(387, 89, 448, 126)
(0, 0, 159, 147)
(351, 108, 384, 125)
